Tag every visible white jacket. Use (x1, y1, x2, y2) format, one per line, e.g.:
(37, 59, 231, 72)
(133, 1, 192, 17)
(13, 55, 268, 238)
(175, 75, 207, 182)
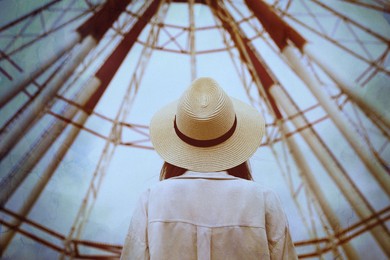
(121, 171, 297, 260)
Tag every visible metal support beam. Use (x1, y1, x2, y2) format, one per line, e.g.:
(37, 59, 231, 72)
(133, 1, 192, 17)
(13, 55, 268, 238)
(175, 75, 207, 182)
(270, 84, 390, 256)
(90, 0, 162, 98)
(213, 1, 388, 256)
(244, 0, 390, 196)
(0, 33, 80, 108)
(0, 0, 162, 252)
(0, 0, 135, 160)
(209, 0, 282, 119)
(189, 0, 197, 81)
(0, 79, 100, 255)
(277, 119, 359, 259)
(303, 44, 390, 129)
(0, 36, 96, 162)
(0, 77, 100, 207)
(244, 0, 306, 50)
(283, 45, 390, 196)
(0, 0, 132, 109)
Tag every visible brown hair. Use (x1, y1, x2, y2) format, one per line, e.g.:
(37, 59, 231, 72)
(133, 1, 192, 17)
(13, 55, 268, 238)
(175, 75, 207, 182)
(159, 161, 253, 181)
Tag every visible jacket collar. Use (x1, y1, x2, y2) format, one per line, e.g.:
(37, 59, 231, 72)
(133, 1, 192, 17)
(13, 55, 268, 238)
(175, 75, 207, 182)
(171, 171, 239, 180)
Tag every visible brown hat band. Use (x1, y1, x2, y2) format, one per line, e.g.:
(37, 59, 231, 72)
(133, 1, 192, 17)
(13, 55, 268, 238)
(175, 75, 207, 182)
(173, 116, 237, 148)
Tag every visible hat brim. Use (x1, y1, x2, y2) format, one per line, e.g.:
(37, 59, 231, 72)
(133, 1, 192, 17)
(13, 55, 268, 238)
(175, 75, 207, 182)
(150, 98, 265, 172)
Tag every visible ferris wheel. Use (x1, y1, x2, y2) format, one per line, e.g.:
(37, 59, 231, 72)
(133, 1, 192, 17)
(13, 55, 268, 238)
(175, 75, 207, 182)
(0, 0, 389, 258)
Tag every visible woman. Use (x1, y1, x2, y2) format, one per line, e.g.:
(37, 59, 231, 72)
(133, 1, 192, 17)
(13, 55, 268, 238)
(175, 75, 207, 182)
(121, 77, 297, 259)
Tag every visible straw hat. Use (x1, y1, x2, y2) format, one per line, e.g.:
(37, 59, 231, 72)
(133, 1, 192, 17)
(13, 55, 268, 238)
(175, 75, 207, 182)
(150, 77, 265, 172)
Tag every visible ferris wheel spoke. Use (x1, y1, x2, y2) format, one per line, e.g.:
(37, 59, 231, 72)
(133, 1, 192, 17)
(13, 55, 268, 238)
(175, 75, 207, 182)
(339, 0, 390, 13)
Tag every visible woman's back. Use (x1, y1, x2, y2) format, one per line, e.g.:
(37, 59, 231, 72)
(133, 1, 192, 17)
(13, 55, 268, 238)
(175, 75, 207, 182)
(123, 171, 296, 260)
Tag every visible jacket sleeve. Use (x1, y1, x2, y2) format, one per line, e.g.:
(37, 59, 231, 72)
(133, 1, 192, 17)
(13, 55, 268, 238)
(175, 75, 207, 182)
(264, 190, 297, 260)
(120, 190, 150, 260)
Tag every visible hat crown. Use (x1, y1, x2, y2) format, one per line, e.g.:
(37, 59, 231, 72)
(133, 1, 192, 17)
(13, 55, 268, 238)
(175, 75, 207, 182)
(176, 77, 235, 141)
(149, 77, 265, 172)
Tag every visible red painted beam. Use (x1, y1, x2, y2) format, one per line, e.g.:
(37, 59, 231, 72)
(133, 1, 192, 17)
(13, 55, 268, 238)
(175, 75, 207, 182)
(210, 1, 282, 119)
(84, 0, 162, 112)
(245, 0, 306, 51)
(77, 0, 132, 41)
